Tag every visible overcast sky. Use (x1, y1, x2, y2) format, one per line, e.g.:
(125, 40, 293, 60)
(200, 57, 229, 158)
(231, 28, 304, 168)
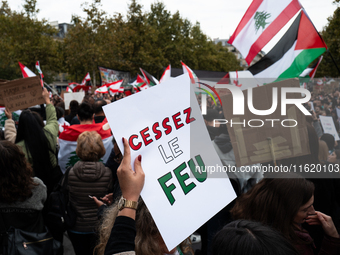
(7, 0, 339, 40)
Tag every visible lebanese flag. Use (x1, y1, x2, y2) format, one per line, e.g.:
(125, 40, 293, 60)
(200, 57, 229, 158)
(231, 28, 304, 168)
(95, 85, 108, 94)
(181, 61, 199, 84)
(68, 82, 79, 92)
(81, 72, 91, 85)
(159, 65, 171, 84)
(66, 87, 73, 93)
(228, 0, 301, 65)
(73, 85, 92, 92)
(299, 55, 323, 79)
(108, 80, 123, 95)
(248, 10, 327, 84)
(118, 86, 124, 93)
(18, 62, 36, 78)
(140, 68, 159, 86)
(58, 122, 113, 173)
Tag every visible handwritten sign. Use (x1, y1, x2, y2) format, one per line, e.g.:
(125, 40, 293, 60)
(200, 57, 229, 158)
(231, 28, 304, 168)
(103, 75, 236, 251)
(319, 116, 340, 141)
(0, 77, 44, 111)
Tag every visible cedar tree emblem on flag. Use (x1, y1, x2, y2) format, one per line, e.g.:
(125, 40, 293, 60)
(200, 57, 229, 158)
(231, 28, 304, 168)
(254, 11, 271, 33)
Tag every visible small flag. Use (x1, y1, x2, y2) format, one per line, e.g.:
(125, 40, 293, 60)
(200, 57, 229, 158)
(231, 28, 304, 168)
(18, 62, 36, 78)
(95, 85, 108, 94)
(159, 65, 171, 84)
(181, 61, 199, 84)
(140, 68, 159, 86)
(299, 55, 323, 79)
(81, 72, 91, 85)
(35, 61, 44, 78)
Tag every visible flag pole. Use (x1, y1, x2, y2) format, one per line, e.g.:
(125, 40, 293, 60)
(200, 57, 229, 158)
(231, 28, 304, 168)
(327, 50, 340, 76)
(44, 82, 63, 101)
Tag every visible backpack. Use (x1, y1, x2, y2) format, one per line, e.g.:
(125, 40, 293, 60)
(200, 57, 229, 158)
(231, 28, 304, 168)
(44, 167, 76, 238)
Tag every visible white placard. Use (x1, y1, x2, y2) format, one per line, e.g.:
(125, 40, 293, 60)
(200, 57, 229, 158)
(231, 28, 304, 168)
(103, 75, 236, 250)
(319, 116, 340, 141)
(64, 91, 85, 110)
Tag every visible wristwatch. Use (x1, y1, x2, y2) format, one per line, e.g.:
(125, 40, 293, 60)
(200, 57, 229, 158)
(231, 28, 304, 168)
(118, 196, 138, 211)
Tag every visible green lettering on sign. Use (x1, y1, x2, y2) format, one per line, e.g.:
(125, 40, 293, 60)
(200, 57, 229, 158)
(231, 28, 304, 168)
(174, 162, 196, 195)
(158, 172, 176, 205)
(188, 155, 207, 183)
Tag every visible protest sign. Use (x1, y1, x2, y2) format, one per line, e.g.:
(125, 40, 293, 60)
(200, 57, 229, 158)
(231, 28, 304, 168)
(64, 91, 85, 110)
(103, 75, 236, 251)
(98, 66, 130, 86)
(319, 116, 340, 141)
(0, 77, 44, 112)
(221, 79, 310, 166)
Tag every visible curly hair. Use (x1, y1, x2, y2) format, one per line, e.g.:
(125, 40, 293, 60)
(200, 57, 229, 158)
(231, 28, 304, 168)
(94, 198, 193, 255)
(0, 140, 37, 203)
(76, 131, 105, 161)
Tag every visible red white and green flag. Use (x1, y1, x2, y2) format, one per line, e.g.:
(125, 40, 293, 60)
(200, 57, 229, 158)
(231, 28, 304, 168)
(181, 61, 199, 84)
(248, 10, 327, 84)
(228, 0, 301, 65)
(58, 122, 113, 173)
(35, 61, 44, 78)
(159, 65, 171, 84)
(18, 62, 36, 78)
(95, 85, 108, 94)
(66, 87, 73, 93)
(107, 80, 123, 95)
(299, 55, 323, 79)
(81, 72, 91, 85)
(140, 68, 159, 86)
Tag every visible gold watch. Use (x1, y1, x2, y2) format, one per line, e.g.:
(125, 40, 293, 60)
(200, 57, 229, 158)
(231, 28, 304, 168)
(118, 196, 138, 211)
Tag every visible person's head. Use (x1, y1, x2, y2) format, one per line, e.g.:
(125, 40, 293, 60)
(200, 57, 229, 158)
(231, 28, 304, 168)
(76, 131, 105, 161)
(231, 174, 315, 243)
(69, 100, 79, 114)
(95, 199, 192, 255)
(55, 106, 65, 120)
(15, 109, 53, 179)
(327, 149, 340, 163)
(212, 220, 298, 255)
(320, 133, 335, 151)
(77, 102, 94, 122)
(318, 140, 329, 162)
(0, 141, 36, 203)
(94, 99, 107, 116)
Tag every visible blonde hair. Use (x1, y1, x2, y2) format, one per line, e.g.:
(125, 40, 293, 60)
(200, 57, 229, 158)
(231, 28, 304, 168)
(318, 140, 329, 162)
(76, 131, 105, 161)
(94, 198, 193, 255)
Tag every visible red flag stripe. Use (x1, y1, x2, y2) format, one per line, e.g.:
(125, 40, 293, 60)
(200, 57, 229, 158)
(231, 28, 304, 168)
(228, 0, 264, 44)
(245, 0, 301, 64)
(59, 121, 111, 141)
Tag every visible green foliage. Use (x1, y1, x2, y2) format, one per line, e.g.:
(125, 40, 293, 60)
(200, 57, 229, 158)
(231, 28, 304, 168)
(63, 0, 240, 82)
(317, 7, 340, 77)
(0, 0, 59, 81)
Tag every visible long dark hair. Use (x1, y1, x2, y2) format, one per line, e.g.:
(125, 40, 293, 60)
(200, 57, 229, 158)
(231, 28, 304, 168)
(231, 173, 314, 244)
(0, 141, 37, 203)
(15, 110, 54, 184)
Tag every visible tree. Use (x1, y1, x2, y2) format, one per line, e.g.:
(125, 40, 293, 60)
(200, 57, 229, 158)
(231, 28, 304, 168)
(317, 6, 340, 77)
(0, 0, 59, 81)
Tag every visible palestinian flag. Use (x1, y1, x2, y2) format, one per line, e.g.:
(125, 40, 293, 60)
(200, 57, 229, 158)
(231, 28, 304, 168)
(140, 68, 159, 86)
(58, 122, 113, 173)
(181, 61, 199, 84)
(248, 10, 327, 84)
(228, 0, 301, 65)
(159, 65, 171, 84)
(95, 85, 108, 94)
(299, 55, 323, 79)
(18, 62, 36, 78)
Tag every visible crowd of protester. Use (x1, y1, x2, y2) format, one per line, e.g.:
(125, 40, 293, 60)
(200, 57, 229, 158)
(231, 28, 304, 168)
(1, 84, 340, 255)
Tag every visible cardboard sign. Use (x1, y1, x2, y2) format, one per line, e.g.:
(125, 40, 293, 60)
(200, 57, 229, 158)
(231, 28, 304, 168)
(221, 79, 310, 166)
(103, 75, 236, 251)
(319, 116, 340, 141)
(64, 91, 85, 110)
(0, 77, 44, 112)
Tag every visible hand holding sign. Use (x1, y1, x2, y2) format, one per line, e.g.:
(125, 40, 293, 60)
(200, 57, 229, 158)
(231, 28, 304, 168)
(118, 138, 145, 202)
(4, 108, 11, 120)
